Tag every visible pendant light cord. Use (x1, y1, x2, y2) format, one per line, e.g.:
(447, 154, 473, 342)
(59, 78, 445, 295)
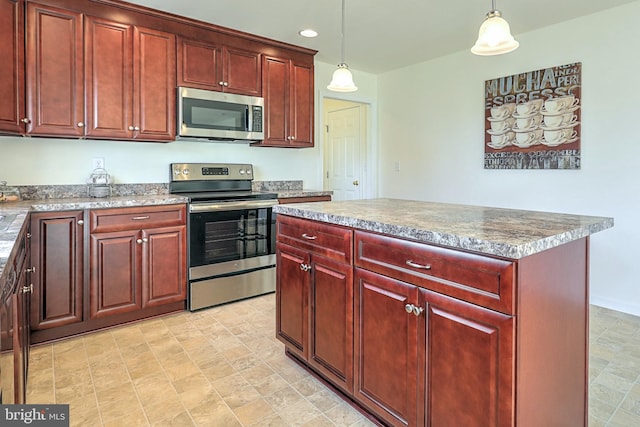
(340, 0, 346, 64)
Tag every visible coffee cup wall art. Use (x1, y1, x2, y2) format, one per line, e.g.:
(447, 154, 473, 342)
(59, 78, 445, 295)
(484, 62, 582, 170)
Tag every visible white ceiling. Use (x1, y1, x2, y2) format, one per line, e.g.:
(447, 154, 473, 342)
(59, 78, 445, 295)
(129, 0, 637, 74)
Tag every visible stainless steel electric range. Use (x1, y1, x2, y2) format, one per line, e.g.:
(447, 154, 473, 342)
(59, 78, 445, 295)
(169, 163, 278, 311)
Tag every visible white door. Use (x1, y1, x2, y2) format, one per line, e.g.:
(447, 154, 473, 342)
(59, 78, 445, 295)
(325, 102, 366, 201)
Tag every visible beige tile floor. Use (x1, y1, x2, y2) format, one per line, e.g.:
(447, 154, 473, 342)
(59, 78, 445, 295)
(25, 294, 640, 426)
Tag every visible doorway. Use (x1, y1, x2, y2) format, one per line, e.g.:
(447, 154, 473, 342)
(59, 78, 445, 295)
(323, 98, 369, 201)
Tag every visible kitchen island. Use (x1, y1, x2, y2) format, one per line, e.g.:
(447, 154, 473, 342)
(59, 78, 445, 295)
(273, 199, 613, 427)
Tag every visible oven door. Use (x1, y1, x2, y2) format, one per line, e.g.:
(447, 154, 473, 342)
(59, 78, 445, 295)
(188, 199, 277, 278)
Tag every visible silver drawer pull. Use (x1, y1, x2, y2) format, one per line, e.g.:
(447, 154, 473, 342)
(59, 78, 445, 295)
(132, 216, 150, 221)
(302, 233, 317, 240)
(406, 260, 431, 270)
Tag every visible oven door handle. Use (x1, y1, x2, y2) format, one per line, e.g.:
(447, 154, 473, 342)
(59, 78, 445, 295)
(190, 199, 279, 212)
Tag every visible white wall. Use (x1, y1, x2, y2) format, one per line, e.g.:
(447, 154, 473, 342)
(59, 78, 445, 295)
(377, 2, 640, 315)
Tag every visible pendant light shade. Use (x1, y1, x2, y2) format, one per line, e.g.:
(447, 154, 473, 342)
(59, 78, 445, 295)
(471, 1, 519, 56)
(328, 0, 357, 92)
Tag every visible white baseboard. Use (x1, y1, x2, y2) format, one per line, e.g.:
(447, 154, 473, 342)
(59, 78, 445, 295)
(590, 296, 640, 317)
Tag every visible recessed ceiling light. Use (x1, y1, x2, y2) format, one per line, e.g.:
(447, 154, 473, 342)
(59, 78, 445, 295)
(299, 29, 318, 38)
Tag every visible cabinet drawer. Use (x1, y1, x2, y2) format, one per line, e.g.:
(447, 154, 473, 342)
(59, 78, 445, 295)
(355, 231, 514, 314)
(276, 215, 352, 263)
(89, 204, 186, 233)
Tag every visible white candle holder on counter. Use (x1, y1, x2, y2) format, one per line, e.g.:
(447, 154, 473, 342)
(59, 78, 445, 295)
(87, 168, 112, 198)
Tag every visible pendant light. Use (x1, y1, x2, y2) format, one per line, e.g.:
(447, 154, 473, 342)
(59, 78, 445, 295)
(328, 0, 357, 92)
(471, 0, 519, 56)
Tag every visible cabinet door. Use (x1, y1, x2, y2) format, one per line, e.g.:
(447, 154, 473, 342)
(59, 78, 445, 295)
(141, 226, 186, 307)
(84, 16, 133, 139)
(89, 230, 141, 318)
(26, 3, 83, 136)
(290, 61, 314, 147)
(223, 46, 261, 96)
(0, 0, 24, 134)
(308, 254, 353, 394)
(133, 26, 176, 141)
(14, 272, 29, 404)
(177, 38, 221, 90)
(422, 288, 514, 427)
(276, 243, 309, 360)
(30, 211, 84, 330)
(354, 268, 420, 427)
(261, 56, 289, 145)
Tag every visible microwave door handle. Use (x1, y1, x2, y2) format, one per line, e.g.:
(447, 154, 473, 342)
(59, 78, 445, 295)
(246, 105, 252, 132)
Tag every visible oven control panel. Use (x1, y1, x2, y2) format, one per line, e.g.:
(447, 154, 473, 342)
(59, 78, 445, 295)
(171, 163, 253, 181)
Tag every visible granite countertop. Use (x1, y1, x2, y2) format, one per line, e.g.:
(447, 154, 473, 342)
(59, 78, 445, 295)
(273, 198, 614, 259)
(276, 190, 332, 198)
(0, 195, 188, 288)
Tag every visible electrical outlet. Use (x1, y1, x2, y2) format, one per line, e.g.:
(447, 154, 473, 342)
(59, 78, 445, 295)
(92, 157, 105, 170)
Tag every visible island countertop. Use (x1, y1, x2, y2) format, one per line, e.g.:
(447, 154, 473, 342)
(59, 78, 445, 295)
(273, 198, 614, 259)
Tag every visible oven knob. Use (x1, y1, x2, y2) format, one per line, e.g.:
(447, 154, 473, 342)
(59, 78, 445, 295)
(246, 169, 252, 175)
(173, 169, 181, 175)
(239, 169, 245, 175)
(183, 169, 189, 175)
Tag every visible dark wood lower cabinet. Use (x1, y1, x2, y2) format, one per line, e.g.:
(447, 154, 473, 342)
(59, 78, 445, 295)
(90, 229, 140, 318)
(30, 211, 84, 331)
(276, 241, 353, 395)
(354, 269, 419, 427)
(277, 215, 590, 427)
(30, 205, 187, 344)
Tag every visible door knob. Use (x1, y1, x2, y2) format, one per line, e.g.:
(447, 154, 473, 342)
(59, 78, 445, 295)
(353, 180, 359, 186)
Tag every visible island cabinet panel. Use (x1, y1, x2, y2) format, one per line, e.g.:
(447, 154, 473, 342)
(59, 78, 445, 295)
(25, 3, 84, 137)
(355, 230, 515, 315)
(29, 211, 84, 331)
(0, 0, 24, 134)
(422, 288, 514, 427)
(354, 269, 420, 427)
(276, 216, 354, 394)
(178, 37, 262, 96)
(276, 215, 352, 263)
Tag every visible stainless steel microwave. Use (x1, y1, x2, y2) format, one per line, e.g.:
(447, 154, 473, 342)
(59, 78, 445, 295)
(177, 87, 264, 141)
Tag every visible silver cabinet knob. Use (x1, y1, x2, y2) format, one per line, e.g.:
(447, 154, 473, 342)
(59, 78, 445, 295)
(142, 237, 148, 243)
(23, 284, 33, 294)
(25, 266, 36, 273)
(134, 126, 140, 131)
(77, 219, 84, 225)
(404, 303, 424, 316)
(219, 81, 225, 86)
(77, 122, 85, 127)
(20, 117, 31, 124)
(128, 125, 134, 130)
(299, 263, 312, 272)
(136, 238, 143, 244)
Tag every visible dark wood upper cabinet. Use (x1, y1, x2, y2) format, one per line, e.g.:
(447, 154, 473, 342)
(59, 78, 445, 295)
(25, 2, 84, 137)
(178, 38, 261, 96)
(7, 0, 315, 144)
(85, 18, 175, 141)
(0, 0, 24, 135)
(254, 56, 314, 147)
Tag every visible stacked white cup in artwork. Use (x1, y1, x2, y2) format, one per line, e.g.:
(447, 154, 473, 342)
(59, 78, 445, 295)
(487, 103, 517, 149)
(539, 95, 580, 146)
